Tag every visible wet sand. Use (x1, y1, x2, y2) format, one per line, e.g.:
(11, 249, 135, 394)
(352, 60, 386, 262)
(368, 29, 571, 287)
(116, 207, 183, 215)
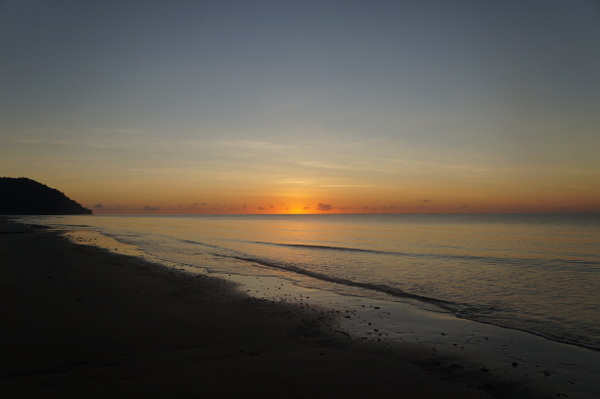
(0, 218, 582, 398)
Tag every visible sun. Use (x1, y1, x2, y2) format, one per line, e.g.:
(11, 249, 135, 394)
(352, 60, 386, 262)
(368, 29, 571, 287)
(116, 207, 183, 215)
(282, 205, 304, 214)
(283, 202, 312, 214)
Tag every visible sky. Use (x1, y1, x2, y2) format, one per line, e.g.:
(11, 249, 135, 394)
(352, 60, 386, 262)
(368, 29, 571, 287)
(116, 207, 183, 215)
(1, 0, 599, 214)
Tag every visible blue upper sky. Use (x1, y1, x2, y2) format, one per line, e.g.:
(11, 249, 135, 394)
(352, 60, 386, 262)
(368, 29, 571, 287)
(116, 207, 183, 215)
(1, 0, 599, 213)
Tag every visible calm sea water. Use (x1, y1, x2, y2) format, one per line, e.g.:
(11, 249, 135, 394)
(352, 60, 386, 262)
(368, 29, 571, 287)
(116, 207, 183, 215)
(22, 213, 600, 350)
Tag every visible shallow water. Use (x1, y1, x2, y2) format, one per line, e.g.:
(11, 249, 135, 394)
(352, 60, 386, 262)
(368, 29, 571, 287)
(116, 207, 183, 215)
(22, 213, 600, 350)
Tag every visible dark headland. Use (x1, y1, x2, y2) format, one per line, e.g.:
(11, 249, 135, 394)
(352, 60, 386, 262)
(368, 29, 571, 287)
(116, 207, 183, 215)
(0, 177, 91, 215)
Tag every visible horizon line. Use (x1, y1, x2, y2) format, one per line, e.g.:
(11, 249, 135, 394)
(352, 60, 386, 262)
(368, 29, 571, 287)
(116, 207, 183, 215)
(87, 211, 600, 216)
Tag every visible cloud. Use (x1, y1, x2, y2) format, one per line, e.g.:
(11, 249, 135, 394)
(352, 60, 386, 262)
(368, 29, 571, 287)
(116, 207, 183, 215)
(91, 128, 144, 135)
(94, 203, 103, 208)
(216, 140, 301, 151)
(276, 180, 313, 186)
(13, 138, 42, 144)
(143, 205, 161, 212)
(298, 161, 355, 171)
(13, 138, 74, 146)
(317, 203, 333, 211)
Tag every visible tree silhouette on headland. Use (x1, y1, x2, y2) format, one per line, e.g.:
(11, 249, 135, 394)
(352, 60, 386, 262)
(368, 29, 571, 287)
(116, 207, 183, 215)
(0, 177, 92, 215)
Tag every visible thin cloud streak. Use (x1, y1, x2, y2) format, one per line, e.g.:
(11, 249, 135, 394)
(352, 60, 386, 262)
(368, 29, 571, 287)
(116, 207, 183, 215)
(215, 140, 306, 151)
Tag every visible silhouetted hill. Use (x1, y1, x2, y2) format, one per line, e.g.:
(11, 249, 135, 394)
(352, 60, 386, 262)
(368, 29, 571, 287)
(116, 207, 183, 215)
(0, 177, 92, 215)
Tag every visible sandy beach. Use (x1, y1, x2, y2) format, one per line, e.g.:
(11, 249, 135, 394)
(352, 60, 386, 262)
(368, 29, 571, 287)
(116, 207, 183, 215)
(0, 217, 592, 398)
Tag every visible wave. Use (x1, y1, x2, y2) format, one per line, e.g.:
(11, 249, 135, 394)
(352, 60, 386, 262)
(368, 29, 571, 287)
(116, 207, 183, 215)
(245, 240, 600, 270)
(247, 240, 385, 254)
(211, 252, 456, 310)
(179, 238, 221, 249)
(457, 311, 600, 352)
(213, 251, 600, 351)
(117, 235, 223, 250)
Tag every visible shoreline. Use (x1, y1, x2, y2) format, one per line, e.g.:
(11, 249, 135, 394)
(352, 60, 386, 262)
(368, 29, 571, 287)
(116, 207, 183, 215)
(220, 271, 600, 399)
(1, 217, 596, 398)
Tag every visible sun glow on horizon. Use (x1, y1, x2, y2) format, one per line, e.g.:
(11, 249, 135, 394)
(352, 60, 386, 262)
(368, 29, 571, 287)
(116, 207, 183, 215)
(82, 194, 600, 216)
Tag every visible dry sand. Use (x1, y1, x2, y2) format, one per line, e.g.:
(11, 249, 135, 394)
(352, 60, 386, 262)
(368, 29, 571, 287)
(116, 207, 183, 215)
(0, 218, 556, 398)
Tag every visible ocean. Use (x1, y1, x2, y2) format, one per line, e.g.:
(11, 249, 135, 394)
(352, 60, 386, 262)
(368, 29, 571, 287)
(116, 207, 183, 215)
(20, 213, 600, 351)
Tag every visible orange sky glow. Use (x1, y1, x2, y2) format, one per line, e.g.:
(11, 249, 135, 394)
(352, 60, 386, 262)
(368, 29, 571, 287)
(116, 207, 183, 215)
(72, 181, 599, 215)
